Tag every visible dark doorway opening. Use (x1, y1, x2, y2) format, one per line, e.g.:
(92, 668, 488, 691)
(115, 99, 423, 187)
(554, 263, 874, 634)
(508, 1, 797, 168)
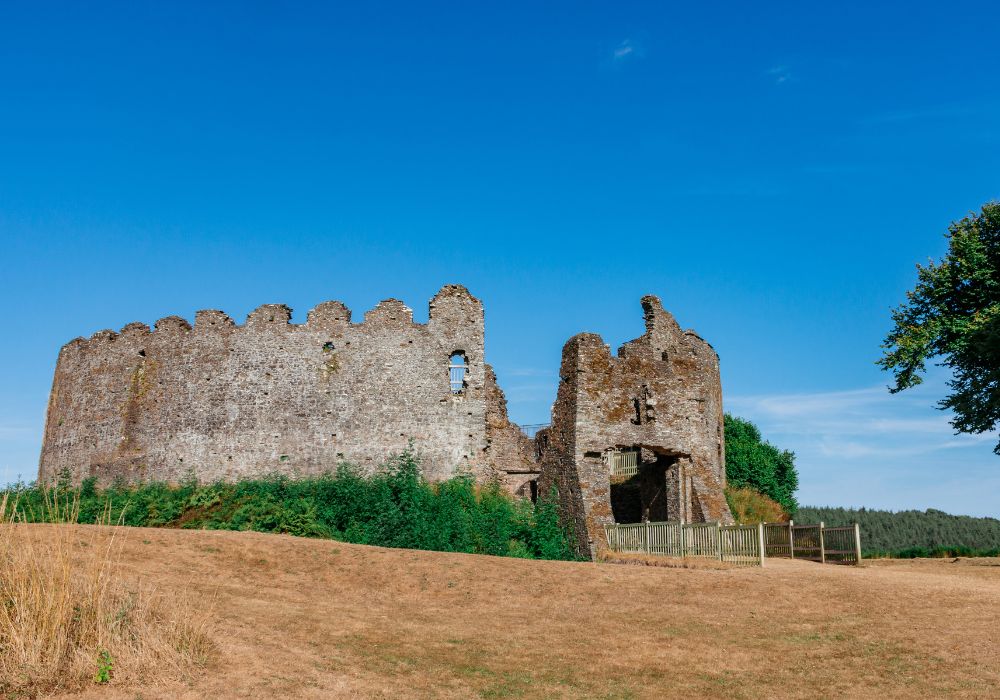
(609, 450, 680, 523)
(515, 478, 539, 504)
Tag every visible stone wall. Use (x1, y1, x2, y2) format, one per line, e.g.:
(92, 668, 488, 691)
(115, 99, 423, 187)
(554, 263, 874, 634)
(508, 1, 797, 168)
(39, 285, 517, 485)
(39, 287, 731, 542)
(483, 365, 541, 495)
(538, 296, 733, 560)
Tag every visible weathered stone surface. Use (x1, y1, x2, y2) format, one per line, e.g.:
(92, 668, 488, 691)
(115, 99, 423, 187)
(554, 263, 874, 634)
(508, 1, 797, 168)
(538, 296, 733, 560)
(39, 287, 731, 550)
(483, 364, 540, 495)
(40, 285, 505, 484)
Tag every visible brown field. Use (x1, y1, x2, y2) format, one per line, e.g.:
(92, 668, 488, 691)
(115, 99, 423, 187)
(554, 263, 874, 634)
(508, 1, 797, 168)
(23, 526, 1000, 699)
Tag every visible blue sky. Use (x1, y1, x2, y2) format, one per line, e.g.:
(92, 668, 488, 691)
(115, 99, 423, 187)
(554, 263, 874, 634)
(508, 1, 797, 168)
(2, 1, 999, 515)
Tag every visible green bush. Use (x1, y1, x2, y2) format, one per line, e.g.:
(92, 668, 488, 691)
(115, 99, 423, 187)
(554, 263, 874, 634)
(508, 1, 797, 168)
(4, 452, 578, 561)
(724, 414, 799, 513)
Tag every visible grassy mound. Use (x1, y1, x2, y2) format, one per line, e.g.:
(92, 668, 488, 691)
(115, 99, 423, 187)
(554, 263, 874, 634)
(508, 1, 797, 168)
(725, 485, 788, 524)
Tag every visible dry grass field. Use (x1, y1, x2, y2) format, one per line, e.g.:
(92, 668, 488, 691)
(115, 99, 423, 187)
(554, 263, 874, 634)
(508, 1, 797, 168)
(15, 525, 1000, 699)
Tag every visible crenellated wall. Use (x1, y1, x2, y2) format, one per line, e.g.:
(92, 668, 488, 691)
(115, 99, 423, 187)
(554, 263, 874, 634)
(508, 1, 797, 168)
(39, 287, 730, 537)
(39, 285, 506, 485)
(538, 296, 733, 560)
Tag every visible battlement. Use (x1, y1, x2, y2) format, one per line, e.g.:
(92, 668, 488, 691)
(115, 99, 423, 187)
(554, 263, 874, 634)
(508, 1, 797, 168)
(554, 297, 717, 372)
(62, 285, 483, 357)
(41, 285, 490, 487)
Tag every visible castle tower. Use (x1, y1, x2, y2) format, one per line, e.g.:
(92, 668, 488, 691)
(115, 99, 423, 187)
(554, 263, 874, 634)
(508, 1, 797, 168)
(538, 296, 732, 560)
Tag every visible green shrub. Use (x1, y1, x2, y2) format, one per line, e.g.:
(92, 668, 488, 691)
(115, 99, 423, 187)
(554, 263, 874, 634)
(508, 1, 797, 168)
(724, 414, 799, 514)
(528, 487, 576, 561)
(4, 452, 579, 562)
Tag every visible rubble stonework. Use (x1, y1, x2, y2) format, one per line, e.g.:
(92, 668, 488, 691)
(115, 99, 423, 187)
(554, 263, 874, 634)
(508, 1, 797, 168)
(537, 296, 733, 560)
(39, 286, 731, 555)
(40, 285, 523, 485)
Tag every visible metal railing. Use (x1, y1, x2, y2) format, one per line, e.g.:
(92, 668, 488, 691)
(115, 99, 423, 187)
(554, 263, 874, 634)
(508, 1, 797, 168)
(516, 423, 550, 438)
(448, 362, 468, 393)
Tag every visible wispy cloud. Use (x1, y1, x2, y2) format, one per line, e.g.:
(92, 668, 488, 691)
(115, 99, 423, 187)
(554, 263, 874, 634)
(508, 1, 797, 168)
(727, 384, 971, 452)
(766, 65, 793, 84)
(612, 39, 636, 61)
(728, 374, 1000, 516)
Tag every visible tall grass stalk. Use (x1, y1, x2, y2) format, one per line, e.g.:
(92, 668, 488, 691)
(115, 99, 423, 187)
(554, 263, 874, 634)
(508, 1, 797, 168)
(0, 488, 213, 695)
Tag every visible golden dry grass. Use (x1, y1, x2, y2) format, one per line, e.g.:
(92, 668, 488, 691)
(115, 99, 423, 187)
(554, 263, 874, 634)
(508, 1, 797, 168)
(596, 550, 740, 570)
(0, 494, 214, 697)
(725, 485, 787, 523)
(18, 524, 999, 700)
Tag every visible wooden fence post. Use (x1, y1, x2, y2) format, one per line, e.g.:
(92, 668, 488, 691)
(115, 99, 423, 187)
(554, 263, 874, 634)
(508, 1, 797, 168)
(757, 522, 765, 567)
(853, 522, 862, 566)
(643, 520, 649, 554)
(819, 521, 826, 565)
(716, 522, 722, 560)
(788, 519, 795, 559)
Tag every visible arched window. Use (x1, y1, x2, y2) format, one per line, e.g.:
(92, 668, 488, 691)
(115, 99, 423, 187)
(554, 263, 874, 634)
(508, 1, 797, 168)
(449, 351, 468, 393)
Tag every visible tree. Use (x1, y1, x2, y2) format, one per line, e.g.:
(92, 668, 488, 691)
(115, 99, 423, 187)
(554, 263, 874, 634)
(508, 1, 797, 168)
(879, 202, 1000, 453)
(723, 414, 798, 513)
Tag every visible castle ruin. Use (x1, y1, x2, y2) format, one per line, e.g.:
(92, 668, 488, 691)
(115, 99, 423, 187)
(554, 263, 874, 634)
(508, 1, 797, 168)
(39, 285, 731, 558)
(536, 296, 732, 558)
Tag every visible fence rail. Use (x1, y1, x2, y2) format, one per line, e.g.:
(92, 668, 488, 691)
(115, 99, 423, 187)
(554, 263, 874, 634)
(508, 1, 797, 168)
(720, 525, 763, 567)
(604, 521, 764, 567)
(764, 522, 794, 558)
(792, 524, 824, 563)
(822, 526, 860, 565)
(604, 520, 862, 568)
(761, 521, 862, 566)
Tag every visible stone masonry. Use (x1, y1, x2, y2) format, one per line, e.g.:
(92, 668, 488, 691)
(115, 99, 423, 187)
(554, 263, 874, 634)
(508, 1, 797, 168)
(39, 286, 730, 556)
(537, 296, 733, 560)
(40, 285, 528, 486)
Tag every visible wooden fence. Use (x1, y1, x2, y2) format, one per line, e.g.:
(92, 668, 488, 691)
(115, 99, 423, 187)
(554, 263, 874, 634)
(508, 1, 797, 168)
(604, 521, 764, 567)
(822, 526, 861, 564)
(761, 521, 862, 565)
(605, 520, 863, 568)
(763, 522, 794, 557)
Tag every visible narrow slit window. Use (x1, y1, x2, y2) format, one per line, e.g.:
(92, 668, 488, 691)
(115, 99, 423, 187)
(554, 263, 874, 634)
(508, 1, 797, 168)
(449, 352, 468, 393)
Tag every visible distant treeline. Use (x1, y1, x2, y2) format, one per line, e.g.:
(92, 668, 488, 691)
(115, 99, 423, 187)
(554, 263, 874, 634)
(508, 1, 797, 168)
(798, 506, 1000, 557)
